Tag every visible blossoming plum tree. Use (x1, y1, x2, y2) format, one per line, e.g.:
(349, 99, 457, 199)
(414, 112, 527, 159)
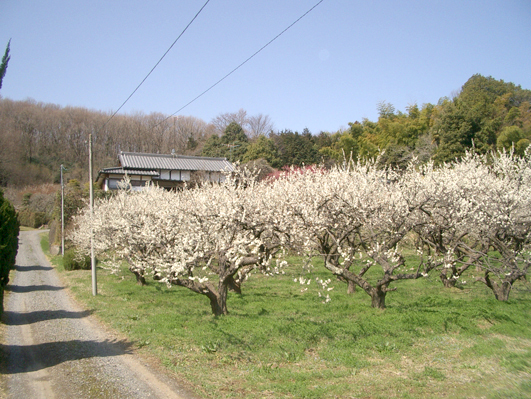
(406, 151, 531, 299)
(270, 160, 436, 309)
(469, 152, 531, 300)
(403, 155, 489, 288)
(71, 171, 286, 315)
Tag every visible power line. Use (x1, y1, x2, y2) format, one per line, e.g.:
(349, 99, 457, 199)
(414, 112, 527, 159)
(100, 0, 211, 130)
(161, 0, 325, 125)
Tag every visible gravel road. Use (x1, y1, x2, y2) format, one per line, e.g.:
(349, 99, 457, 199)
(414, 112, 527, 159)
(1, 230, 200, 399)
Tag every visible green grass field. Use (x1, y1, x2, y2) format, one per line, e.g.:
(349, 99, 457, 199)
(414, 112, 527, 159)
(42, 235, 531, 398)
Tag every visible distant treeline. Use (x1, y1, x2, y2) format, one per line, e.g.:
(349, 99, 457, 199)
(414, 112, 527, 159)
(1, 74, 530, 187)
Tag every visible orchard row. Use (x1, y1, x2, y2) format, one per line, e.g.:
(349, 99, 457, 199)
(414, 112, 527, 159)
(71, 151, 531, 315)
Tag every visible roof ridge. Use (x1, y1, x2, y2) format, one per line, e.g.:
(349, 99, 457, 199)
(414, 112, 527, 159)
(120, 151, 228, 161)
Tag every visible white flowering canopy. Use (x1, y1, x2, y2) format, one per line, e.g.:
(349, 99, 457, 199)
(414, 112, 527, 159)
(70, 151, 531, 311)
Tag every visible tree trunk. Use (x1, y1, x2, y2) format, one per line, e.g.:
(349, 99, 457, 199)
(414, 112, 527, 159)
(480, 273, 513, 301)
(227, 275, 242, 294)
(169, 277, 228, 316)
(135, 274, 146, 286)
(207, 287, 228, 316)
(491, 281, 512, 301)
(336, 275, 356, 294)
(207, 294, 225, 316)
(440, 273, 457, 288)
(130, 268, 146, 286)
(370, 287, 386, 309)
(347, 280, 356, 294)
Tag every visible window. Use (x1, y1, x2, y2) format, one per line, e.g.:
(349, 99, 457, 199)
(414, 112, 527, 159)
(107, 178, 120, 189)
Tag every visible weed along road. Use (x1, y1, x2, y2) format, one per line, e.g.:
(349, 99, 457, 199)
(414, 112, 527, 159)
(1, 230, 197, 399)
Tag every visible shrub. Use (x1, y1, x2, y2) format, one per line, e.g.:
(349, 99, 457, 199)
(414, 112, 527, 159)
(17, 190, 54, 228)
(17, 209, 47, 228)
(63, 248, 91, 271)
(0, 189, 19, 315)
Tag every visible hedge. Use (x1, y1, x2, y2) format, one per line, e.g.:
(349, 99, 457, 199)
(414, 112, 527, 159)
(0, 189, 19, 315)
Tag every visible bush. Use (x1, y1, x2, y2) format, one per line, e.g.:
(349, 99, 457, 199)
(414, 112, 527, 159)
(17, 209, 48, 228)
(17, 190, 55, 228)
(0, 190, 19, 315)
(63, 248, 91, 271)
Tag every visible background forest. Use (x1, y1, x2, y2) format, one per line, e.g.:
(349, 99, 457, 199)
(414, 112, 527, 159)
(1, 74, 530, 190)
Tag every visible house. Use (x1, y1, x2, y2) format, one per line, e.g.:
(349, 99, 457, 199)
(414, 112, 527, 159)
(96, 151, 234, 191)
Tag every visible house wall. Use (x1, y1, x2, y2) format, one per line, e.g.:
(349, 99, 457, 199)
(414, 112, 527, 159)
(160, 169, 192, 181)
(101, 169, 225, 191)
(103, 174, 153, 191)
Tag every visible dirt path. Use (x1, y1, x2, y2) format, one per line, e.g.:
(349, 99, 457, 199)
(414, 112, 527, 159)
(1, 230, 200, 399)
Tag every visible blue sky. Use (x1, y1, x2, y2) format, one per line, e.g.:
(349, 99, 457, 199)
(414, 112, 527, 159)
(1, 0, 530, 134)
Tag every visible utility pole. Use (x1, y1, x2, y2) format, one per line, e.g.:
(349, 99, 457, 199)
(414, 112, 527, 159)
(89, 133, 97, 296)
(60, 164, 65, 256)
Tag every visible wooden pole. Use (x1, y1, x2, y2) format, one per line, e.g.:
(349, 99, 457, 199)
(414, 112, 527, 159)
(61, 164, 65, 256)
(89, 134, 97, 296)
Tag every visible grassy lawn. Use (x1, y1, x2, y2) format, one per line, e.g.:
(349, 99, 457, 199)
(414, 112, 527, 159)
(43, 235, 531, 398)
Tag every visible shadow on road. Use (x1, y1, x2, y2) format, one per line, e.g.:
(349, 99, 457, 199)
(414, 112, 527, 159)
(14, 265, 54, 272)
(5, 284, 64, 293)
(0, 338, 134, 374)
(2, 309, 93, 326)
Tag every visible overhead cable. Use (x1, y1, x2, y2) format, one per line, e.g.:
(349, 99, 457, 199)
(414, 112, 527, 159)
(101, 0, 211, 130)
(161, 0, 325, 124)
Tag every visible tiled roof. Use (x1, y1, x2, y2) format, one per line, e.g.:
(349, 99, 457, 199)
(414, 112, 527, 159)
(119, 152, 234, 172)
(100, 167, 159, 176)
(96, 166, 160, 183)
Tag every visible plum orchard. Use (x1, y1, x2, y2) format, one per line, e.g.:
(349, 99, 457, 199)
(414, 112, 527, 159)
(403, 153, 531, 300)
(71, 170, 286, 315)
(465, 153, 531, 300)
(71, 152, 531, 313)
(270, 162, 435, 309)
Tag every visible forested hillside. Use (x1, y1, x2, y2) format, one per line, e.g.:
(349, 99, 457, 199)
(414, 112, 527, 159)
(1, 74, 530, 188)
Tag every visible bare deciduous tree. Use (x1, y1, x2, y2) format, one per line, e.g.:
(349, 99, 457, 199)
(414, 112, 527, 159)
(211, 109, 248, 136)
(167, 115, 211, 155)
(247, 113, 274, 138)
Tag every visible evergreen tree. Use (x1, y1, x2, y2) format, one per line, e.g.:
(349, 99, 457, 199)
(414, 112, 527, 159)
(271, 129, 320, 167)
(242, 135, 281, 168)
(202, 122, 248, 162)
(0, 39, 11, 93)
(432, 75, 530, 163)
(0, 189, 19, 314)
